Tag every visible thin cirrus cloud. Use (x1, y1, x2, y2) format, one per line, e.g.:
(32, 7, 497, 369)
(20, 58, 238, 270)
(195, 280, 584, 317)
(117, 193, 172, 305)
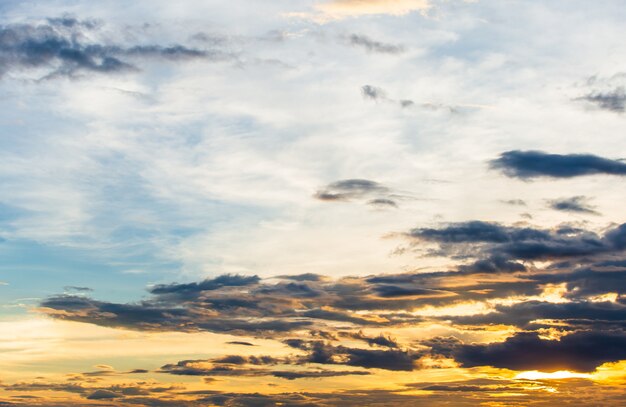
(490, 150, 626, 179)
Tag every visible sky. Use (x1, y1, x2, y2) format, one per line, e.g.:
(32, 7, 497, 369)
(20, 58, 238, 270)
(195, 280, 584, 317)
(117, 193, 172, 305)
(1, 0, 626, 405)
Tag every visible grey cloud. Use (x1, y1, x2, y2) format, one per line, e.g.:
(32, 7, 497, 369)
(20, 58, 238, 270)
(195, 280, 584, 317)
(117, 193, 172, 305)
(361, 85, 386, 101)
(490, 150, 626, 179)
(348, 34, 404, 54)
(64, 286, 93, 292)
(368, 198, 398, 208)
(501, 199, 526, 206)
(159, 354, 373, 380)
(549, 196, 599, 215)
(150, 274, 261, 297)
(580, 87, 626, 113)
(0, 17, 230, 79)
(86, 390, 120, 400)
(315, 179, 400, 208)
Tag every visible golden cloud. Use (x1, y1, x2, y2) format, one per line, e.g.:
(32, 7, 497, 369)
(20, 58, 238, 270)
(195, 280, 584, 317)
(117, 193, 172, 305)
(289, 0, 431, 22)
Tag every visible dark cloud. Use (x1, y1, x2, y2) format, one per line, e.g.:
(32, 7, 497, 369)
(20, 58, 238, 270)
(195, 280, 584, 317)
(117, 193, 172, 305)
(549, 196, 599, 215)
(451, 300, 626, 328)
(408, 220, 626, 262)
(410, 220, 537, 244)
(283, 339, 421, 371)
(42, 272, 428, 336)
(38, 220, 626, 377)
(348, 34, 404, 54)
(86, 390, 119, 400)
(490, 150, 626, 179)
(580, 87, 626, 112)
(149, 274, 261, 296)
(450, 331, 626, 372)
(532, 267, 626, 299)
(457, 255, 527, 273)
(159, 354, 373, 380)
(0, 17, 229, 79)
(39, 232, 626, 339)
(226, 341, 256, 346)
(370, 284, 449, 298)
(341, 331, 399, 348)
(126, 369, 149, 374)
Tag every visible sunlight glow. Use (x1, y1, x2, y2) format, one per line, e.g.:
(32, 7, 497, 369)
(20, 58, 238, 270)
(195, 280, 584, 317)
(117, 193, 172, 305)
(515, 371, 592, 380)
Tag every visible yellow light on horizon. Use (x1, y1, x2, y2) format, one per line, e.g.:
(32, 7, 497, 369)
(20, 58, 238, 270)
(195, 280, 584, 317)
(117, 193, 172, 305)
(515, 370, 592, 380)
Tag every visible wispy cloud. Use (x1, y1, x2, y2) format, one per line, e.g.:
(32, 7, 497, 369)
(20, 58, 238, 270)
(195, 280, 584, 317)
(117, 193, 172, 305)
(0, 17, 230, 79)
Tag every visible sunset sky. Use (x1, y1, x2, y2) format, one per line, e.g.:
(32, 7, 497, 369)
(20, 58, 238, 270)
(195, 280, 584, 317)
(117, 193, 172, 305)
(1, 1, 626, 406)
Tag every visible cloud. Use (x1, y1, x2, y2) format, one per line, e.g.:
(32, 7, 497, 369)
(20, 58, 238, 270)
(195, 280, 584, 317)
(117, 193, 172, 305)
(2, 380, 181, 403)
(368, 198, 399, 208)
(0, 17, 229, 79)
(271, 370, 370, 380)
(548, 196, 600, 215)
(36, 220, 626, 378)
(490, 150, 626, 179)
(450, 300, 626, 329)
(361, 85, 387, 101)
(501, 199, 527, 206)
(226, 341, 256, 346)
(361, 84, 460, 111)
(580, 87, 626, 113)
(63, 286, 93, 292)
(159, 355, 372, 380)
(341, 331, 399, 348)
(283, 339, 421, 371)
(86, 389, 120, 400)
(149, 274, 261, 297)
(348, 34, 404, 54)
(409, 220, 626, 263)
(314, 179, 403, 208)
(450, 331, 626, 372)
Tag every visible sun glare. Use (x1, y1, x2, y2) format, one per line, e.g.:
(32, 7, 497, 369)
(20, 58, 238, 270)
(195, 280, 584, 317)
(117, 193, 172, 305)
(515, 371, 592, 380)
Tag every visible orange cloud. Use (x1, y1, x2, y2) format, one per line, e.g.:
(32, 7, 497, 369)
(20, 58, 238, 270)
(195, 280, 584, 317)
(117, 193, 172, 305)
(289, 0, 431, 22)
